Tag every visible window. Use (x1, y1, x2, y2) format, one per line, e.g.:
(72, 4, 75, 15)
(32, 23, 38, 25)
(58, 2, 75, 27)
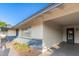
(21, 26, 32, 38)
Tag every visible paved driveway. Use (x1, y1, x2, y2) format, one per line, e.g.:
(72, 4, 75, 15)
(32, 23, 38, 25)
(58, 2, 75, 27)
(50, 42, 79, 56)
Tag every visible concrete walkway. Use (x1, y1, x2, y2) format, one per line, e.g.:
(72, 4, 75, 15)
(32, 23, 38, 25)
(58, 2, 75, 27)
(50, 42, 79, 56)
(0, 48, 10, 56)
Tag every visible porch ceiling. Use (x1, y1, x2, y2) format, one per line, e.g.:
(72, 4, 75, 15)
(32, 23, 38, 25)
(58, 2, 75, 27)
(48, 11, 79, 26)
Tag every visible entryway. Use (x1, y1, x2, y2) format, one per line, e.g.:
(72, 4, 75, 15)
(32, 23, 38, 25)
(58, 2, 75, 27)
(66, 28, 74, 44)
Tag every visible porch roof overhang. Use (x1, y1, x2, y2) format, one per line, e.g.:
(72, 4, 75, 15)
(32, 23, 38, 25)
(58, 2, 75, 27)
(13, 3, 62, 29)
(46, 11, 79, 26)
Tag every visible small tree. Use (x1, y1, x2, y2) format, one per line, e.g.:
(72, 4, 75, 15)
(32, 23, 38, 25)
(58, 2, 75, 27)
(0, 21, 10, 36)
(0, 21, 7, 27)
(0, 21, 8, 48)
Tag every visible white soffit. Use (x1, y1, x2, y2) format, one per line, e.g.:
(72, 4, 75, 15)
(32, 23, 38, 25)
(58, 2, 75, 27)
(51, 11, 79, 26)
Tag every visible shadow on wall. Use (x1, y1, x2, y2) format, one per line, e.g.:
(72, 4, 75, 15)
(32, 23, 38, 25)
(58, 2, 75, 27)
(6, 36, 16, 41)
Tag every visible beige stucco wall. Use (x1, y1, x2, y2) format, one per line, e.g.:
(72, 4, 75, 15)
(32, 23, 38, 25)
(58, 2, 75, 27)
(43, 24, 79, 49)
(31, 19, 43, 39)
(63, 25, 79, 43)
(7, 29, 16, 36)
(43, 21, 63, 48)
(18, 17, 43, 39)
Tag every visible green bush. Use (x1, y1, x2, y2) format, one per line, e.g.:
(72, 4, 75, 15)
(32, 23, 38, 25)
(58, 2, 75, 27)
(14, 43, 29, 50)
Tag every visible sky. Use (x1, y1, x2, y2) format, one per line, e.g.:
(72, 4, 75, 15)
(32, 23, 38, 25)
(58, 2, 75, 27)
(0, 3, 48, 26)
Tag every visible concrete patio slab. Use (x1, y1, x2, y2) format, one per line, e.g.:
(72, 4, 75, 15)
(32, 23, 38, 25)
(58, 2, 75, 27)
(50, 42, 79, 56)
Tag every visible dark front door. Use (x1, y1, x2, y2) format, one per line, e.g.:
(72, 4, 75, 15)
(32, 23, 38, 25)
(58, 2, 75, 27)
(66, 28, 74, 44)
(16, 29, 19, 36)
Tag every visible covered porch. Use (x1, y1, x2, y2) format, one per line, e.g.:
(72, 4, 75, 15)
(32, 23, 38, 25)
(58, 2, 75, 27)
(43, 10, 79, 56)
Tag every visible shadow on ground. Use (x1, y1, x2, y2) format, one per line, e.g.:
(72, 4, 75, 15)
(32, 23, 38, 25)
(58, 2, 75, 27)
(50, 42, 79, 56)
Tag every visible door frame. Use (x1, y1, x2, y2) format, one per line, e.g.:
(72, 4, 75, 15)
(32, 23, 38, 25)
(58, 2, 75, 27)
(66, 28, 74, 44)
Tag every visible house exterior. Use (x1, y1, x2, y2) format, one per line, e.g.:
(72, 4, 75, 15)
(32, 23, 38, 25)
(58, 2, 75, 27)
(0, 27, 17, 41)
(13, 3, 79, 52)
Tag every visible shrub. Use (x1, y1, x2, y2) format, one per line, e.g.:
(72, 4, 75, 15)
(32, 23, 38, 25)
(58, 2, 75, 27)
(13, 42, 29, 51)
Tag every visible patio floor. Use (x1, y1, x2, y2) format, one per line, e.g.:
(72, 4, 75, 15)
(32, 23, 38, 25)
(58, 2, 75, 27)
(50, 42, 79, 56)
